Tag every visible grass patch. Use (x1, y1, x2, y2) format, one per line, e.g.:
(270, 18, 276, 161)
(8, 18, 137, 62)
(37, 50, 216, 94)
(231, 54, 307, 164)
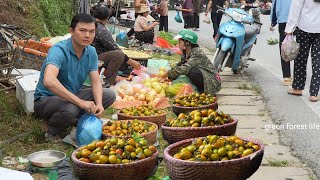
(258, 111, 266, 117)
(0, 90, 76, 168)
(28, 0, 74, 37)
(238, 83, 251, 90)
(309, 175, 319, 180)
(267, 158, 289, 167)
(251, 84, 262, 95)
(238, 83, 262, 95)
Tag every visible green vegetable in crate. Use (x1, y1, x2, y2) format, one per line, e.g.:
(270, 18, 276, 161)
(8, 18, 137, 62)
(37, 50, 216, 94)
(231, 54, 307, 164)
(267, 36, 279, 45)
(76, 137, 157, 164)
(173, 135, 260, 161)
(120, 105, 165, 116)
(173, 92, 217, 107)
(103, 119, 157, 136)
(165, 109, 233, 127)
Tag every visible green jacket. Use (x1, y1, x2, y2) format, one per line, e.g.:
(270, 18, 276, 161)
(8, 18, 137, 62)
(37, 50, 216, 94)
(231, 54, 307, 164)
(168, 47, 221, 95)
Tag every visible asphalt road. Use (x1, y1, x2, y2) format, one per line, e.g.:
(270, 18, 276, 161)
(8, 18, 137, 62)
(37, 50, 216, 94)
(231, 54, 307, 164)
(165, 10, 320, 177)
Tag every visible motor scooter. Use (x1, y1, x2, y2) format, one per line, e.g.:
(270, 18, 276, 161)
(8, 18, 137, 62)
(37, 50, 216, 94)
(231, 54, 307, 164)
(242, 3, 261, 33)
(211, 6, 262, 74)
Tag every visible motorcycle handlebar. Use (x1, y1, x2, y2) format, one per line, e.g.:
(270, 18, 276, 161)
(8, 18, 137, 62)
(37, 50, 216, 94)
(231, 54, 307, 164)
(254, 21, 263, 25)
(216, 5, 225, 10)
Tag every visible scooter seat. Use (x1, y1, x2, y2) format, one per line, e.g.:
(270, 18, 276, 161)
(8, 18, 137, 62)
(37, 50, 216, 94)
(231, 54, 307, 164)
(244, 24, 258, 44)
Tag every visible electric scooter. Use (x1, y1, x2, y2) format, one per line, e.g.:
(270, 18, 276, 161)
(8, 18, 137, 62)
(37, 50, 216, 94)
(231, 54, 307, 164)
(241, 3, 262, 34)
(211, 6, 262, 74)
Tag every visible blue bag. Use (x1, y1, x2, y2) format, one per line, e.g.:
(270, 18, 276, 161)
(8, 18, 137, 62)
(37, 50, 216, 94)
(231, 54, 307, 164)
(174, 11, 183, 23)
(76, 113, 103, 146)
(116, 32, 129, 48)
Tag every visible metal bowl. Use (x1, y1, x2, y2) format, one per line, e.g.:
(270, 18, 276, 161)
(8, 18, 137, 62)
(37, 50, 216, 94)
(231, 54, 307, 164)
(27, 150, 66, 168)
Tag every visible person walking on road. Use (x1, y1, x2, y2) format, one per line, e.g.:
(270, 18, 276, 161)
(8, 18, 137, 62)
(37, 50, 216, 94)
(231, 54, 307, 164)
(177, 0, 194, 29)
(285, 0, 320, 102)
(157, 0, 169, 32)
(270, 0, 292, 86)
(205, 0, 229, 39)
(192, 0, 202, 31)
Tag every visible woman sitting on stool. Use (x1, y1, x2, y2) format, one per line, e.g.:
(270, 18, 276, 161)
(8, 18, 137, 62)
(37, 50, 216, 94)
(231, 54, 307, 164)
(134, 5, 159, 44)
(160, 29, 221, 95)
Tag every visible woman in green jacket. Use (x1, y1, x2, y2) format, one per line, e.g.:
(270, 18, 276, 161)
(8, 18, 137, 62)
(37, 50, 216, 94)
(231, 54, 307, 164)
(161, 29, 221, 95)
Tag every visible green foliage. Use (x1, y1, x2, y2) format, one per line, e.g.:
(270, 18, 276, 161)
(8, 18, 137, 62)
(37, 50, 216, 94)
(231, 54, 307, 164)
(28, 0, 74, 37)
(159, 31, 178, 46)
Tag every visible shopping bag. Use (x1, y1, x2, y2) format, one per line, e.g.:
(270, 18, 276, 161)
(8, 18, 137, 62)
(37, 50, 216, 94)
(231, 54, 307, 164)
(281, 35, 300, 62)
(203, 15, 211, 24)
(116, 31, 129, 48)
(174, 10, 183, 23)
(156, 37, 171, 48)
(76, 113, 103, 146)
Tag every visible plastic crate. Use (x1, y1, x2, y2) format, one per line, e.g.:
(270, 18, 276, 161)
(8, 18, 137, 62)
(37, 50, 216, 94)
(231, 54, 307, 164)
(16, 74, 40, 113)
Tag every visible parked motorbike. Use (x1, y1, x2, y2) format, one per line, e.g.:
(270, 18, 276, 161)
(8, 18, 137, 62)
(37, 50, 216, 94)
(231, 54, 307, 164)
(230, 2, 262, 33)
(211, 6, 262, 74)
(242, 3, 261, 33)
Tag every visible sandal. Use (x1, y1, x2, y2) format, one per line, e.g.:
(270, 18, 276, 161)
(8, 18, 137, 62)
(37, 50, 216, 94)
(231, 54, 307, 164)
(283, 78, 293, 86)
(287, 89, 302, 96)
(310, 96, 319, 102)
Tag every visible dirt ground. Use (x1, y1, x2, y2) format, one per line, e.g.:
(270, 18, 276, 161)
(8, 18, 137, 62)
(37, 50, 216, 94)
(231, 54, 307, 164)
(0, 0, 30, 30)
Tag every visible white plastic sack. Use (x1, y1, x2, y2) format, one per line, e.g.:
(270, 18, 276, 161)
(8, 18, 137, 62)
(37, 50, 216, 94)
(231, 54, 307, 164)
(203, 16, 211, 24)
(281, 35, 300, 62)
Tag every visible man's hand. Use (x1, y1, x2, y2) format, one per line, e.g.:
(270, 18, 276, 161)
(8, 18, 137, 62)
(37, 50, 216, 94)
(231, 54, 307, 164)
(128, 59, 141, 69)
(160, 70, 168, 79)
(80, 100, 97, 114)
(94, 104, 105, 117)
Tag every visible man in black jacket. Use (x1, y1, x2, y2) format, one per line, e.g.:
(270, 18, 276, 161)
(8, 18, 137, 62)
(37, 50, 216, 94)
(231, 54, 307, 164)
(91, 6, 141, 85)
(205, 0, 229, 39)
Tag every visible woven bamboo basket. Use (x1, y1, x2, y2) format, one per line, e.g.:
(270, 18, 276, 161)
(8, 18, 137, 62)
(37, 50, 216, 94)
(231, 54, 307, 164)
(164, 137, 264, 180)
(171, 101, 218, 116)
(102, 120, 158, 145)
(161, 119, 238, 144)
(71, 149, 159, 180)
(117, 110, 167, 127)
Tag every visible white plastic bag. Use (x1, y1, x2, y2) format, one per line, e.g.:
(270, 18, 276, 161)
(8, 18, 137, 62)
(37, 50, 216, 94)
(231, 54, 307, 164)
(281, 35, 300, 62)
(203, 16, 211, 24)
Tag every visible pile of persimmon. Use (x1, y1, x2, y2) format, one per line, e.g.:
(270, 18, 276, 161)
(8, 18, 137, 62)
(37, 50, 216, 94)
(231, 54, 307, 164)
(119, 105, 165, 116)
(172, 93, 217, 107)
(164, 109, 233, 127)
(173, 135, 260, 161)
(76, 137, 157, 164)
(103, 119, 157, 136)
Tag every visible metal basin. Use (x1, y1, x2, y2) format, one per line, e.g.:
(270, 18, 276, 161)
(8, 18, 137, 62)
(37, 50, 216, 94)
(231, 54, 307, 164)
(27, 150, 66, 168)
